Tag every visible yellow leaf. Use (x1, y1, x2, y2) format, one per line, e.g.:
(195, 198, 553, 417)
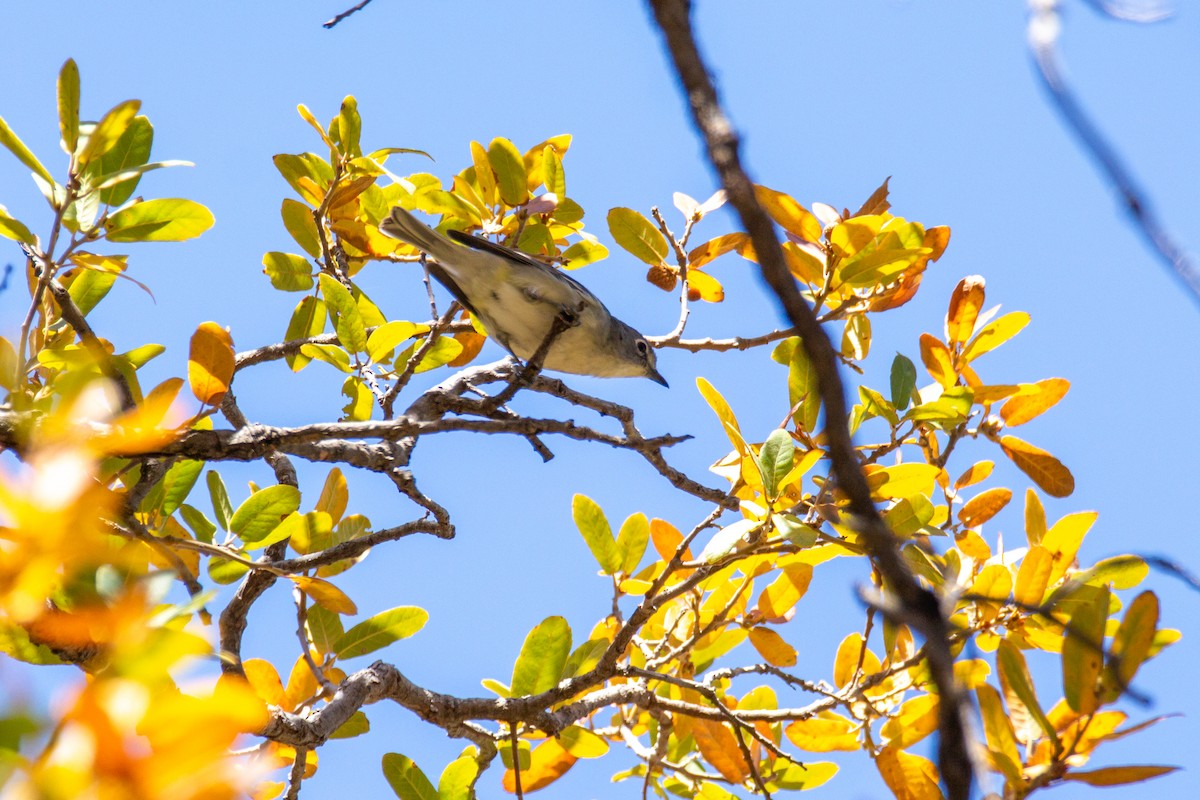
(692, 719, 750, 783)
(503, 737, 577, 792)
(962, 311, 1030, 362)
(876, 746, 944, 800)
(784, 713, 859, 752)
(1000, 436, 1075, 498)
(243, 658, 287, 709)
(955, 529, 992, 561)
(881, 694, 939, 748)
(977, 684, 1023, 787)
(833, 633, 880, 687)
(953, 460, 994, 490)
(946, 275, 986, 346)
(971, 384, 1022, 404)
(188, 322, 235, 406)
(696, 377, 745, 456)
(755, 184, 822, 242)
(1000, 378, 1070, 427)
(1014, 545, 1053, 607)
(1025, 488, 1047, 546)
(756, 563, 813, 620)
(1062, 587, 1107, 714)
(313, 467, 348, 526)
(866, 462, 940, 501)
(487, 137, 528, 207)
(919, 333, 956, 388)
(958, 487, 1012, 528)
(748, 627, 797, 666)
(290, 575, 357, 615)
(1041, 510, 1098, 584)
(1106, 590, 1158, 694)
(971, 564, 1013, 603)
(686, 268, 725, 303)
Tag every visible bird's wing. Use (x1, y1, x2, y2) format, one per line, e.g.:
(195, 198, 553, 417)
(446, 229, 602, 309)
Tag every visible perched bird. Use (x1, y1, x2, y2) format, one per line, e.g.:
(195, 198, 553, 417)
(380, 206, 667, 386)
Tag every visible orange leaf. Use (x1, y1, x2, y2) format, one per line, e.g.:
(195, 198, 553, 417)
(188, 322, 235, 406)
(946, 275, 985, 346)
(919, 333, 956, 389)
(748, 627, 798, 667)
(448, 329, 486, 367)
(1000, 378, 1069, 427)
(954, 460, 994, 490)
(502, 738, 577, 793)
(958, 487, 1012, 528)
(688, 232, 748, 268)
(290, 575, 357, 615)
(650, 518, 694, 562)
(1062, 765, 1178, 787)
(692, 719, 750, 783)
(1000, 436, 1074, 498)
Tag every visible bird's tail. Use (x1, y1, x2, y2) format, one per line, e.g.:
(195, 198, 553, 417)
(379, 207, 461, 263)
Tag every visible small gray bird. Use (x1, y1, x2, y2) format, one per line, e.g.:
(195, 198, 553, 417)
(380, 206, 667, 386)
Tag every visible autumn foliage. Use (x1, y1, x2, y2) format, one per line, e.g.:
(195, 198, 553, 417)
(0, 60, 1179, 800)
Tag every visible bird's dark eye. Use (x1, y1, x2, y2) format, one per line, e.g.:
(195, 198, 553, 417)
(636, 340, 649, 356)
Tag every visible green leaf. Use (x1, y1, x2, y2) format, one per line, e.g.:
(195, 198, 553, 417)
(301, 343, 352, 372)
(160, 459, 204, 516)
(105, 198, 214, 242)
(178, 503, 216, 544)
(487, 137, 528, 207)
(229, 484, 302, 543)
(336, 96, 362, 158)
(366, 321, 428, 365)
(318, 274, 368, 354)
(759, 429, 795, 499)
(997, 639, 1058, 748)
(281, 198, 322, 258)
(787, 338, 820, 433)
(883, 494, 935, 538)
(284, 296, 328, 371)
(243, 510, 307, 551)
(381, 753, 437, 800)
(206, 470, 233, 531)
(263, 252, 315, 292)
(0, 114, 54, 183)
(91, 160, 192, 192)
(329, 710, 370, 739)
(561, 638, 608, 679)
(510, 615, 571, 697)
(334, 606, 429, 659)
(572, 494, 621, 575)
(0, 205, 36, 245)
(615, 513, 650, 576)
(542, 145, 565, 197)
(208, 553, 249, 584)
(57, 59, 80, 155)
(890, 354, 917, 410)
(77, 99, 141, 168)
(607, 207, 667, 266)
(96, 115, 153, 206)
(437, 755, 479, 800)
(306, 603, 345, 656)
(561, 239, 608, 269)
(395, 335, 463, 374)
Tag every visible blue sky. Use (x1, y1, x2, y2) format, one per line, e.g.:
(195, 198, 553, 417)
(2, 2, 1198, 798)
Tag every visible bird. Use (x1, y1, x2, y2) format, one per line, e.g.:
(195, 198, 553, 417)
(379, 206, 668, 386)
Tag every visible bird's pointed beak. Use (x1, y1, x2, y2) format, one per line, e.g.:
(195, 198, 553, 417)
(647, 367, 669, 388)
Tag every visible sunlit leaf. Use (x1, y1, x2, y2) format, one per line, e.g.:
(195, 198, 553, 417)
(876, 746, 943, 800)
(608, 207, 667, 266)
(78, 99, 141, 168)
(57, 59, 80, 154)
(757, 563, 813, 620)
(755, 184, 822, 242)
(572, 494, 621, 575)
(382, 753, 437, 800)
(292, 575, 357, 615)
(946, 275, 985, 346)
(784, 713, 859, 752)
(1000, 436, 1074, 498)
(510, 616, 571, 697)
(958, 487, 1012, 528)
(692, 720, 750, 783)
(487, 137, 528, 206)
(105, 198, 214, 242)
(318, 274, 367, 354)
(502, 738, 576, 793)
(1062, 765, 1179, 787)
(997, 639, 1058, 747)
(230, 484, 301, 543)
(748, 626, 798, 666)
(962, 311, 1030, 362)
(919, 333, 955, 389)
(1000, 378, 1069, 427)
(335, 607, 429, 659)
(188, 321, 235, 406)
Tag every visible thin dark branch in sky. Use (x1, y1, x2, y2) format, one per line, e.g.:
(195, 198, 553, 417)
(1029, 2, 1200, 308)
(323, 0, 376, 29)
(644, 1, 975, 797)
